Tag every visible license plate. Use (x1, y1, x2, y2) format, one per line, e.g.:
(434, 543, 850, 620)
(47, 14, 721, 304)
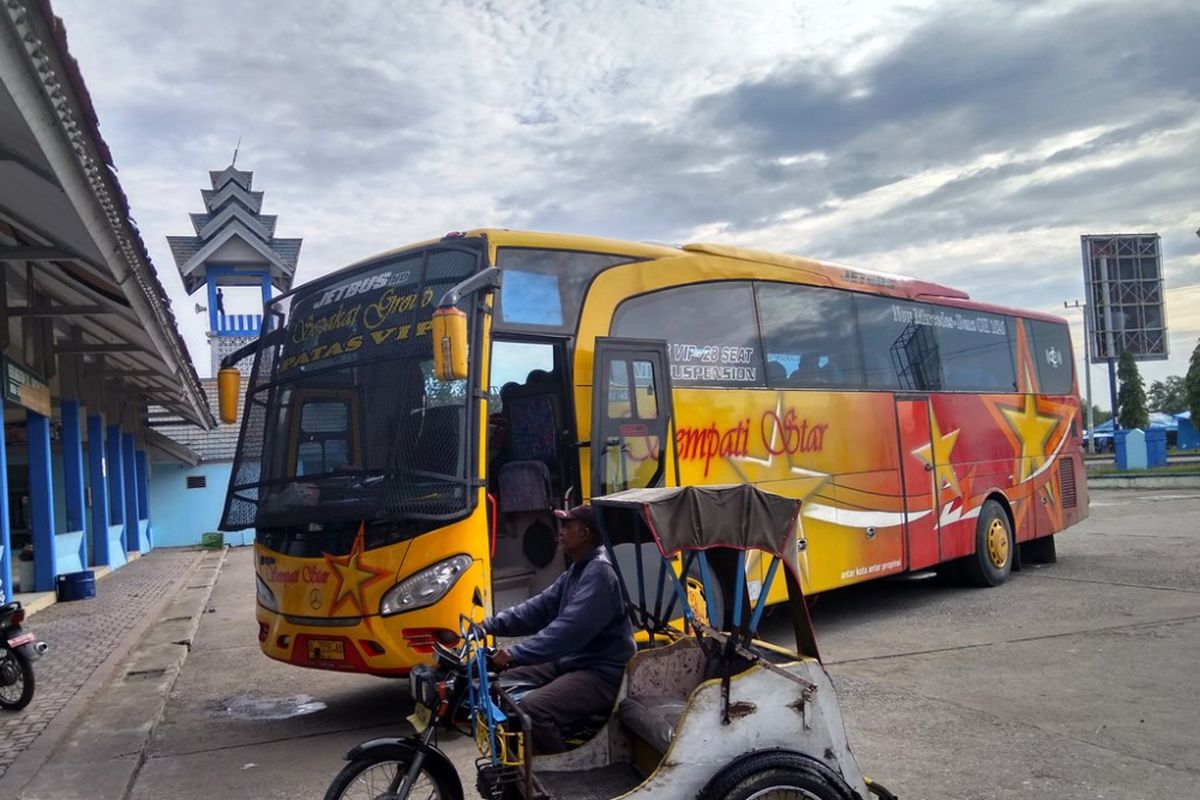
(7, 633, 34, 648)
(306, 639, 345, 661)
(407, 703, 432, 733)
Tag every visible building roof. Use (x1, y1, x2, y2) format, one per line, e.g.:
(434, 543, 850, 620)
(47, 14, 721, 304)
(151, 378, 243, 462)
(170, 165, 300, 295)
(0, 0, 212, 428)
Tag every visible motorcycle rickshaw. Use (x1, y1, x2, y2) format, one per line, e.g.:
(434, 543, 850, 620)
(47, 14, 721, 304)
(326, 484, 896, 800)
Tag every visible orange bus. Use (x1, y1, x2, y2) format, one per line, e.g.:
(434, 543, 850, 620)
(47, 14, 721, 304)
(219, 229, 1088, 676)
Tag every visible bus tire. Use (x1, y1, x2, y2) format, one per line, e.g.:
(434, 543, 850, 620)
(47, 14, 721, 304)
(960, 499, 1013, 587)
(699, 749, 857, 800)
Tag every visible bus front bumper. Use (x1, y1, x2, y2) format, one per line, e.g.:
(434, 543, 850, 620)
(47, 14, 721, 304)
(255, 604, 457, 677)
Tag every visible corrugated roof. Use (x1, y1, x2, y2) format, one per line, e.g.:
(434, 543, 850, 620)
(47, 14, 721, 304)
(151, 378, 243, 461)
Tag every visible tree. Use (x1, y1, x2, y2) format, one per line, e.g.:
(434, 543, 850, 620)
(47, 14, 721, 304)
(1187, 337, 1200, 424)
(1089, 404, 1113, 425)
(1117, 351, 1150, 430)
(1147, 375, 1188, 414)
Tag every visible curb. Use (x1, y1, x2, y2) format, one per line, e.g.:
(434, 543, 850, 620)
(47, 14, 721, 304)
(8, 547, 228, 800)
(1086, 473, 1200, 490)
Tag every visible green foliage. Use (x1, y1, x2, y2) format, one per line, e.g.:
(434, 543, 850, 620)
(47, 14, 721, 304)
(1116, 351, 1150, 430)
(1088, 404, 1113, 425)
(1147, 375, 1188, 414)
(1187, 337, 1200, 423)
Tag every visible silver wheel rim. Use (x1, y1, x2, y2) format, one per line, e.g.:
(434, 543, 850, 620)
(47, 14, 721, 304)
(336, 759, 441, 800)
(745, 788, 823, 800)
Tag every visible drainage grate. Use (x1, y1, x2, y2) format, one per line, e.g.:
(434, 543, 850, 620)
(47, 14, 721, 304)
(126, 668, 168, 678)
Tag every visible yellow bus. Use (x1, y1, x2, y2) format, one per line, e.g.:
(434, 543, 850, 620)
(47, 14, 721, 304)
(219, 229, 1087, 676)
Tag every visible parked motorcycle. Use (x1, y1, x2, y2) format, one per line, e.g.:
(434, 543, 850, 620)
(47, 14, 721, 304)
(0, 602, 49, 711)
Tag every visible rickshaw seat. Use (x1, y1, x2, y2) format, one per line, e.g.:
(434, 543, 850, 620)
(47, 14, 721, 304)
(618, 694, 686, 755)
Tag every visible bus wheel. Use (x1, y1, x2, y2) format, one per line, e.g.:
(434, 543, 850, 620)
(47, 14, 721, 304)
(961, 499, 1013, 587)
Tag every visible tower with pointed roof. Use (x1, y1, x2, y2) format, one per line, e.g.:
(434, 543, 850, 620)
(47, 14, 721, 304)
(167, 164, 302, 374)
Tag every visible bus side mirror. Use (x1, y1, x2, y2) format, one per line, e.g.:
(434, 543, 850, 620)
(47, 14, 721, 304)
(432, 306, 468, 381)
(218, 368, 241, 424)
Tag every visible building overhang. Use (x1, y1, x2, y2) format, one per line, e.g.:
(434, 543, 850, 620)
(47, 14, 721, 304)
(144, 427, 201, 466)
(0, 2, 213, 428)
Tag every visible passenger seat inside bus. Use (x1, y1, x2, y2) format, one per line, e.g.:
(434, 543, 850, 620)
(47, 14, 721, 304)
(492, 370, 569, 606)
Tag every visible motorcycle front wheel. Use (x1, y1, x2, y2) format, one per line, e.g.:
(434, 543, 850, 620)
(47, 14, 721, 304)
(0, 643, 34, 711)
(324, 757, 454, 800)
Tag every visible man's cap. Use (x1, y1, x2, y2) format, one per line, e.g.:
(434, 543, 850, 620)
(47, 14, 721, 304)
(554, 504, 598, 532)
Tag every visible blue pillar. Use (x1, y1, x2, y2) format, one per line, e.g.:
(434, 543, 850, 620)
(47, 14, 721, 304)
(107, 423, 126, 557)
(260, 272, 272, 309)
(122, 433, 139, 553)
(28, 411, 57, 593)
(0, 400, 10, 602)
(135, 450, 151, 551)
(61, 401, 88, 567)
(88, 414, 113, 566)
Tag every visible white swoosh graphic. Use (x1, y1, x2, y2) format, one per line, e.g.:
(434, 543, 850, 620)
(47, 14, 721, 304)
(804, 503, 930, 528)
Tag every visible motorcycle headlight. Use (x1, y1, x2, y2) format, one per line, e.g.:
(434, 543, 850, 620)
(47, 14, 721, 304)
(381, 555, 473, 616)
(256, 574, 279, 612)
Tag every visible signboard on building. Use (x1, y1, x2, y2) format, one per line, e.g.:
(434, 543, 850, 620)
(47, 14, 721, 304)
(3, 357, 51, 416)
(1080, 234, 1168, 362)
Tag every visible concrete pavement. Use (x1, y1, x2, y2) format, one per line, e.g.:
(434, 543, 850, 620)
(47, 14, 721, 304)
(3, 489, 1198, 799)
(0, 548, 211, 789)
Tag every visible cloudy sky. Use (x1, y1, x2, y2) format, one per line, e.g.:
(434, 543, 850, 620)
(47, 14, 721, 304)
(52, 0, 1200, 404)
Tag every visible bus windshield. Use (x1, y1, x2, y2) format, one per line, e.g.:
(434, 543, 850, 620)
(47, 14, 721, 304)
(220, 243, 481, 539)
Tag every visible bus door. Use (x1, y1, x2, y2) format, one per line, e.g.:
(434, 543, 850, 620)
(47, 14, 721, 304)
(894, 396, 942, 570)
(591, 338, 676, 496)
(592, 338, 679, 614)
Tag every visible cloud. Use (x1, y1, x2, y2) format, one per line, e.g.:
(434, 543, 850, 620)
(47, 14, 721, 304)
(47, 0, 1200, 383)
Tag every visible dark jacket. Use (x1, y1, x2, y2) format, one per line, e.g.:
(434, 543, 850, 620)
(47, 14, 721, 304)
(484, 547, 634, 685)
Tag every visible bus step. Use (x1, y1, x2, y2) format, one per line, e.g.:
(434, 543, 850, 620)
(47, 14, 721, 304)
(900, 570, 938, 581)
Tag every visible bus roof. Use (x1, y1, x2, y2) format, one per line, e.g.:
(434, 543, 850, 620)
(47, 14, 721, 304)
(341, 228, 1068, 326)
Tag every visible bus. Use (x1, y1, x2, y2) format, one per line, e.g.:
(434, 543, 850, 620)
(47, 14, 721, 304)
(219, 229, 1088, 676)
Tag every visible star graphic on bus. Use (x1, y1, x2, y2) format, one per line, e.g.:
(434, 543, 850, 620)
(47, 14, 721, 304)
(997, 395, 1060, 482)
(323, 523, 391, 616)
(912, 410, 962, 499)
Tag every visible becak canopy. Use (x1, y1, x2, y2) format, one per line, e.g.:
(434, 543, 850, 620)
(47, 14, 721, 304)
(592, 484, 801, 558)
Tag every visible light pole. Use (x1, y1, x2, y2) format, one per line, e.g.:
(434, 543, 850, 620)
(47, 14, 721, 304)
(1064, 300, 1096, 454)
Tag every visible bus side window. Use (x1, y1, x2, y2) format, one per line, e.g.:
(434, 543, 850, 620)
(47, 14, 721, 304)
(756, 283, 862, 389)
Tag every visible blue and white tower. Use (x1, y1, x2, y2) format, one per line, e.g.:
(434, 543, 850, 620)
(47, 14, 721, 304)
(167, 164, 302, 374)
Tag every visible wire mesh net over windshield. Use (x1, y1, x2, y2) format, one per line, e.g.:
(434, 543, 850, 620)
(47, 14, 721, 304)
(220, 245, 479, 531)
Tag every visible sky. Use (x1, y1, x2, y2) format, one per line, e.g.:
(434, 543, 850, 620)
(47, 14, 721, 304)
(51, 0, 1200, 407)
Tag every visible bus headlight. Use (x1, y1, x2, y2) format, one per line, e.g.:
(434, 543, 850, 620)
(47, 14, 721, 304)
(381, 555, 473, 616)
(256, 574, 279, 612)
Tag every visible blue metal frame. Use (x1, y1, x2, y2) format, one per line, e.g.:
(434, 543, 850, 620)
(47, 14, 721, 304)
(206, 264, 271, 337)
(748, 556, 782, 632)
(88, 414, 113, 566)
